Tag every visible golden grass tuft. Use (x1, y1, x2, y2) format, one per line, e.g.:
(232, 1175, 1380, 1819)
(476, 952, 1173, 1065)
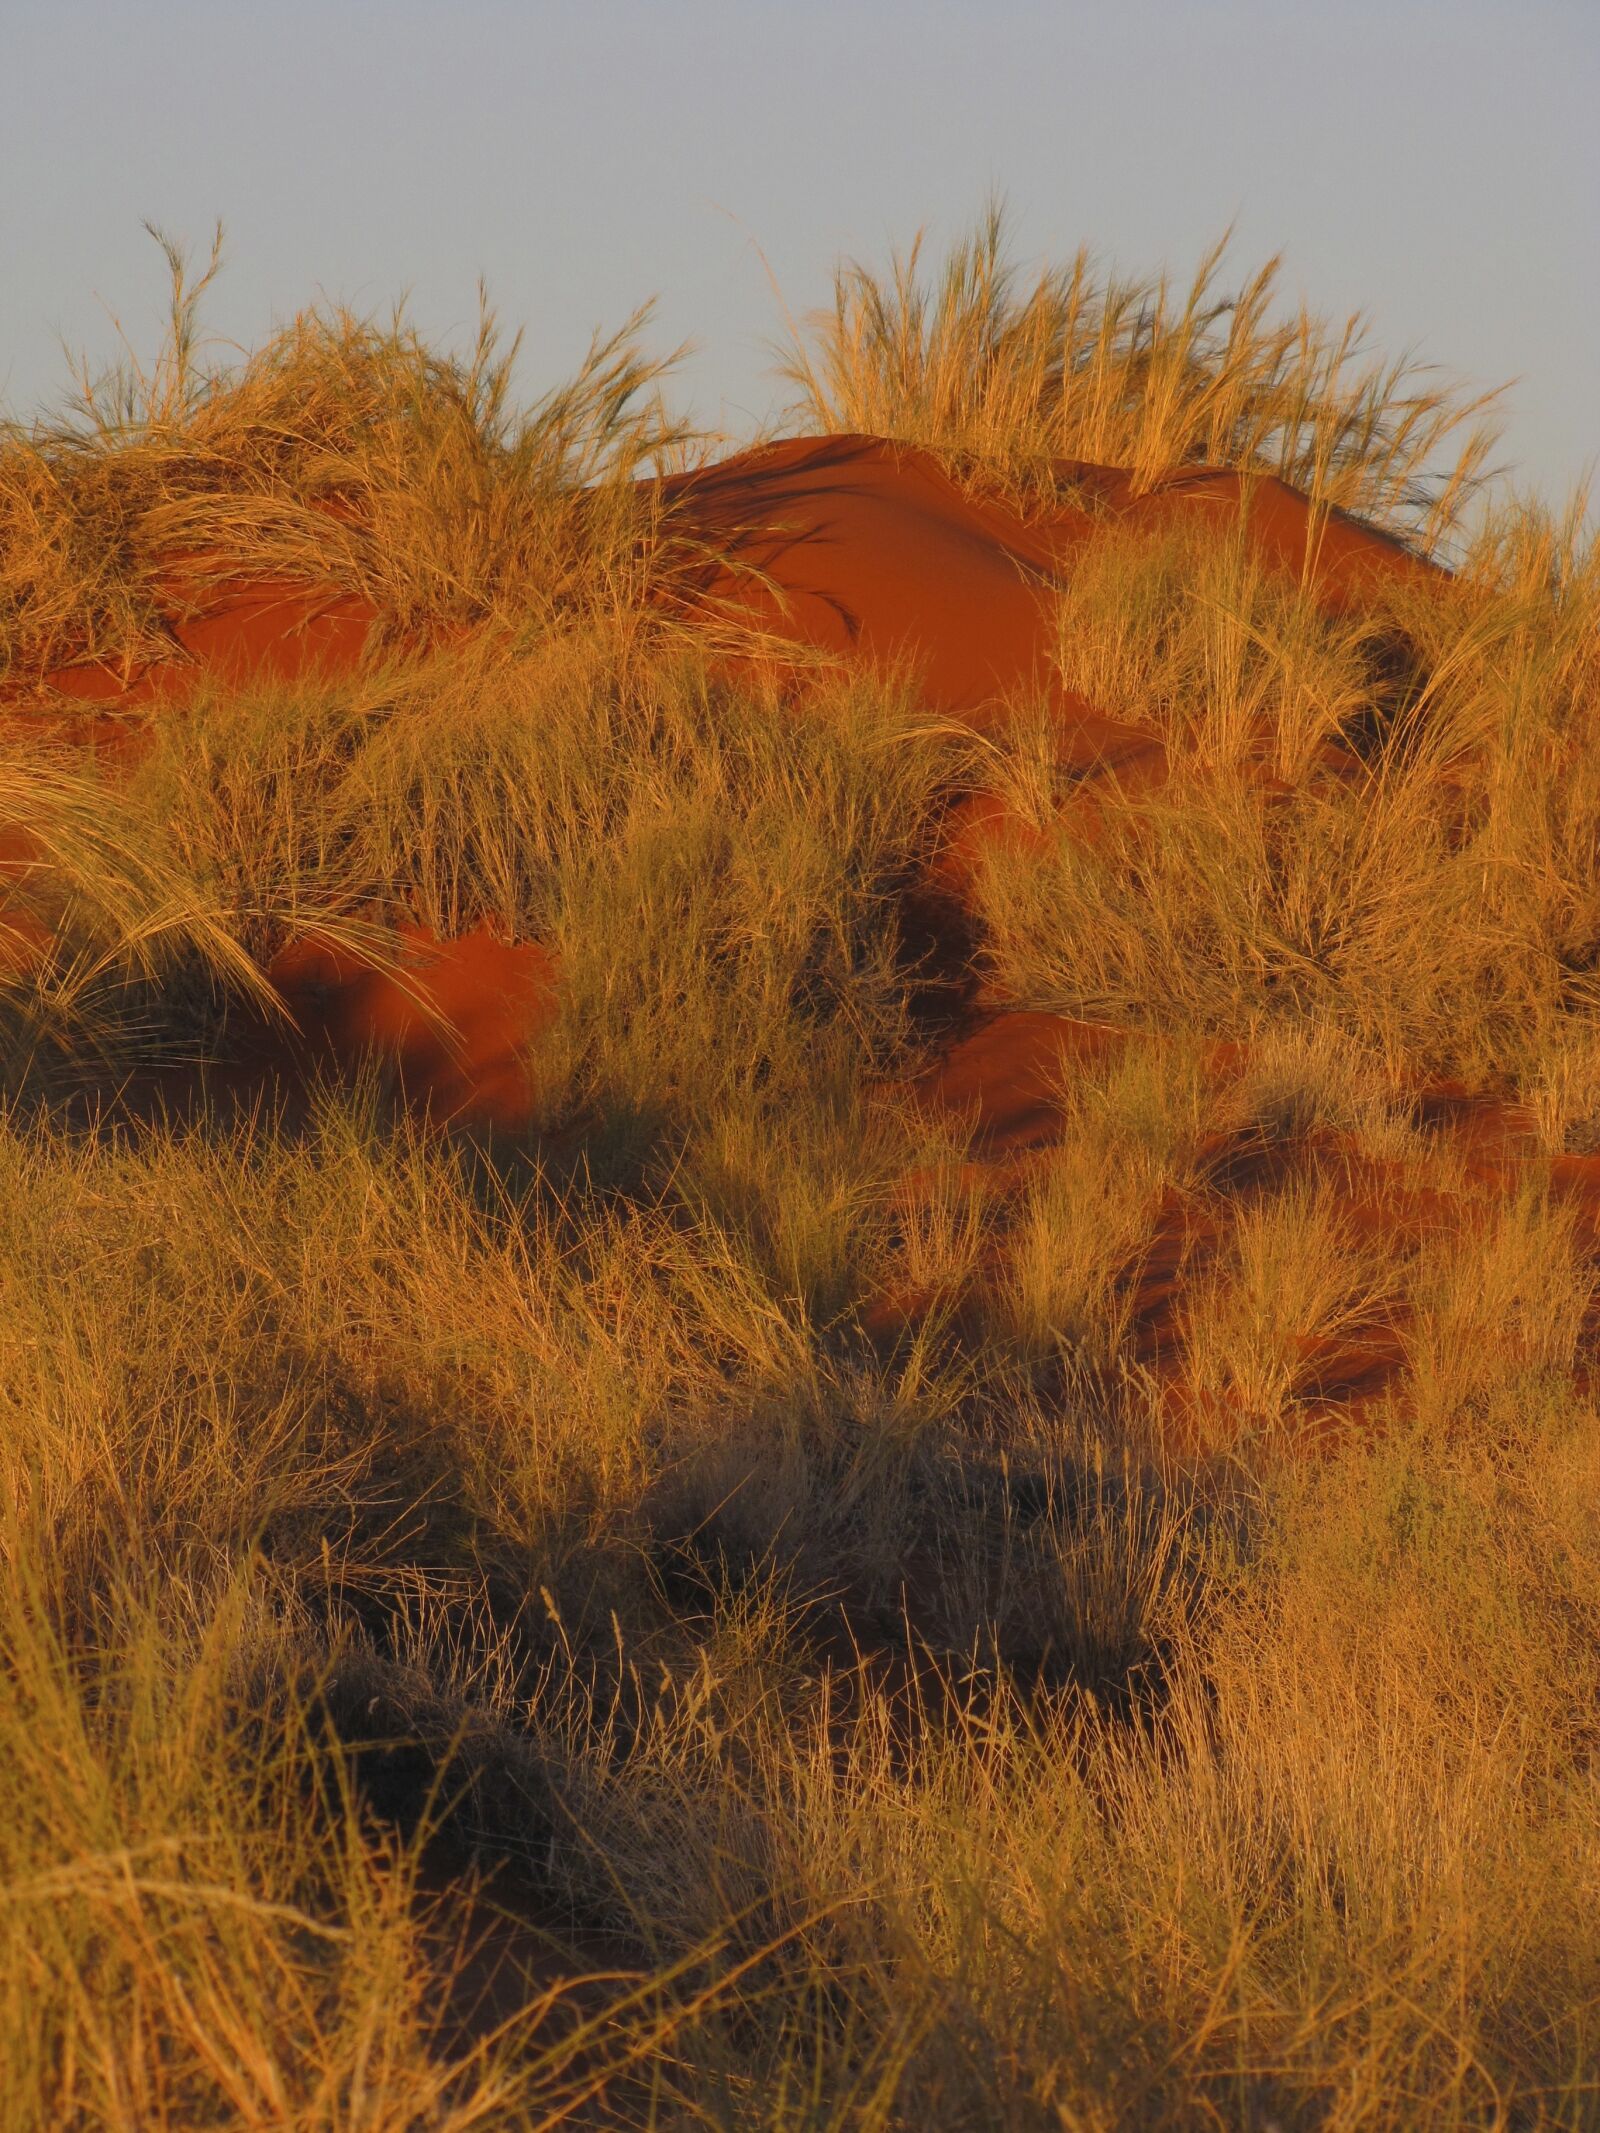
(777, 200, 1503, 545)
(972, 487, 1600, 1088)
(0, 224, 708, 686)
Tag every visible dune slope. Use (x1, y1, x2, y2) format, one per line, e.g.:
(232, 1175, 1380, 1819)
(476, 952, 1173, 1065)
(7, 432, 1440, 1142)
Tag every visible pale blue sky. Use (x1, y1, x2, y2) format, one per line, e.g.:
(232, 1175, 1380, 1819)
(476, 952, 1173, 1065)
(4, 1, 1596, 507)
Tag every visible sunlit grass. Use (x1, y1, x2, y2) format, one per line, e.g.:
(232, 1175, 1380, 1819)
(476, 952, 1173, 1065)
(5, 218, 1600, 2126)
(971, 483, 1600, 1088)
(0, 224, 712, 687)
(777, 200, 1503, 547)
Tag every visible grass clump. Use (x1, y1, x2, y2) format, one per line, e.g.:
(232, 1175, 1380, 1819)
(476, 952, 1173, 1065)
(972, 491, 1600, 1089)
(1181, 1173, 1400, 1432)
(1048, 512, 1383, 776)
(0, 746, 294, 1093)
(0, 224, 705, 686)
(988, 1037, 1208, 1385)
(779, 200, 1501, 545)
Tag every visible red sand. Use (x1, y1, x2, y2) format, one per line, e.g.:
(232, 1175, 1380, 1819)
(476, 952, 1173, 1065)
(670, 437, 1429, 720)
(668, 435, 1078, 713)
(264, 923, 557, 1131)
(20, 580, 379, 715)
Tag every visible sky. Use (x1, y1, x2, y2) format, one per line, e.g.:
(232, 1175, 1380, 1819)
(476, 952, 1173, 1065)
(3, 0, 1596, 510)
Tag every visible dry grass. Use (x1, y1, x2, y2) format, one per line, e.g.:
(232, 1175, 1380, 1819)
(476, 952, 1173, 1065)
(777, 201, 1503, 546)
(6, 227, 1600, 2127)
(1181, 1173, 1401, 1433)
(11, 1086, 1597, 2125)
(972, 487, 1600, 1089)
(1404, 1183, 1597, 1428)
(1049, 512, 1383, 777)
(0, 747, 283, 1089)
(990, 1039, 1208, 1381)
(0, 225, 710, 686)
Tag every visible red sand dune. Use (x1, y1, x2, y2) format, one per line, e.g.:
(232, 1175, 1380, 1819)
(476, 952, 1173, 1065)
(15, 435, 1427, 724)
(912, 1009, 1127, 1155)
(672, 436, 1430, 718)
(6, 434, 1436, 1142)
(263, 924, 558, 1132)
(16, 434, 1571, 1435)
(669, 435, 1078, 712)
(28, 580, 378, 713)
